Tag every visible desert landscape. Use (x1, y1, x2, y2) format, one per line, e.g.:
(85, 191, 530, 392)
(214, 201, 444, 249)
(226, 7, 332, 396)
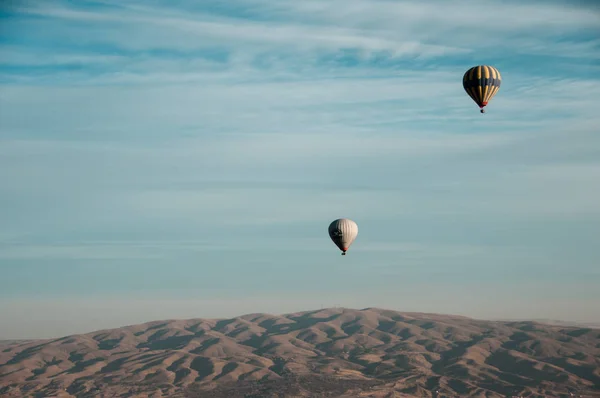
(1, 307, 599, 397)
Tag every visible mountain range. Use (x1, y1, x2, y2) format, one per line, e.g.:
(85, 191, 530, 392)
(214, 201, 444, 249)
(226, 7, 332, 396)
(1, 307, 599, 397)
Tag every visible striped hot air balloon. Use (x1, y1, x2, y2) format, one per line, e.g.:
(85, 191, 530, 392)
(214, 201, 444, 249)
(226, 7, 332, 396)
(462, 65, 502, 113)
(328, 218, 358, 255)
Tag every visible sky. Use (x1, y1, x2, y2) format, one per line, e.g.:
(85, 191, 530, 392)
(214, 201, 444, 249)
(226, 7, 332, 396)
(0, 0, 599, 339)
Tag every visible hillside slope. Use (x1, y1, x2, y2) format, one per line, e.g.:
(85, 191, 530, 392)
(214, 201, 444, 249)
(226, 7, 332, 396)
(1, 307, 599, 397)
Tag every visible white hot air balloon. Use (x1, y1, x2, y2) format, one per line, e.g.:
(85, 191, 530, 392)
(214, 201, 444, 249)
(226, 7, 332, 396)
(328, 218, 358, 255)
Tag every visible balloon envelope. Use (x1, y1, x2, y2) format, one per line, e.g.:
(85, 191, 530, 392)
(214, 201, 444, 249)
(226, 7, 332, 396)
(463, 65, 501, 112)
(328, 218, 358, 254)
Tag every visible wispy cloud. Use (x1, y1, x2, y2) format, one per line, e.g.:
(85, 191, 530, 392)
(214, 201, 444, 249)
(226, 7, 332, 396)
(3, 0, 598, 86)
(0, 243, 162, 260)
(0, 239, 511, 260)
(0, 240, 251, 259)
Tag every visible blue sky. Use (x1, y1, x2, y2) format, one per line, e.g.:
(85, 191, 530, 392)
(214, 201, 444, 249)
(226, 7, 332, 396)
(0, 0, 599, 338)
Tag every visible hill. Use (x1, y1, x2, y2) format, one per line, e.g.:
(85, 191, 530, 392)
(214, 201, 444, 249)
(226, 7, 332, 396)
(1, 307, 599, 397)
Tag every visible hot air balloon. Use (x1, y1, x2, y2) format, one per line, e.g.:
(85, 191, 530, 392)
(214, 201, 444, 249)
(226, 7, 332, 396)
(462, 65, 501, 113)
(328, 218, 358, 255)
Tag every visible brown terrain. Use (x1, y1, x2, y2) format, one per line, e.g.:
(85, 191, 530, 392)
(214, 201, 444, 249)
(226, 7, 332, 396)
(1, 307, 599, 398)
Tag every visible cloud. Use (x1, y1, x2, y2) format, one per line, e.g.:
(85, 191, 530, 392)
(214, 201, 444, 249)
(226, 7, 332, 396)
(0, 239, 509, 260)
(0, 242, 207, 260)
(430, 169, 600, 218)
(8, 1, 471, 63)
(1, 124, 599, 245)
(3, 0, 598, 88)
(21, 0, 599, 38)
(0, 243, 161, 260)
(0, 47, 127, 67)
(355, 242, 494, 257)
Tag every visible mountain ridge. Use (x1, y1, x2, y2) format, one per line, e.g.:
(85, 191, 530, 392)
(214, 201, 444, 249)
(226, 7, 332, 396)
(1, 307, 599, 397)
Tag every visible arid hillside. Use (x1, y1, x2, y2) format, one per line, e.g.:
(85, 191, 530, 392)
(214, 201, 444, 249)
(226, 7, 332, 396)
(1, 307, 599, 397)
